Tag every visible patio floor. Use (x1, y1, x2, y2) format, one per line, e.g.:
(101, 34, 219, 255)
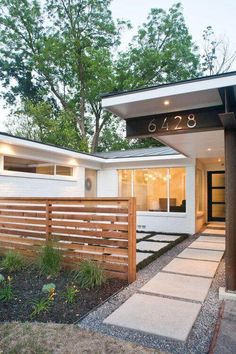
(104, 225, 225, 343)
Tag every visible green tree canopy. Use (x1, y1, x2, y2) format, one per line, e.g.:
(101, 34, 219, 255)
(0, 1, 201, 152)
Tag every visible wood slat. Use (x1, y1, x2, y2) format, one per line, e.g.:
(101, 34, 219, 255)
(0, 223, 45, 232)
(0, 205, 45, 211)
(0, 216, 46, 225)
(50, 206, 128, 214)
(0, 228, 46, 239)
(51, 227, 128, 239)
(0, 211, 46, 218)
(50, 219, 128, 231)
(51, 213, 128, 223)
(50, 234, 128, 248)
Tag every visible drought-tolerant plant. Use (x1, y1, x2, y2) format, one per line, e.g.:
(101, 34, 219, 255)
(1, 250, 25, 272)
(38, 244, 61, 276)
(0, 277, 14, 302)
(73, 260, 106, 289)
(42, 283, 56, 294)
(64, 285, 79, 304)
(0, 274, 5, 283)
(30, 298, 51, 318)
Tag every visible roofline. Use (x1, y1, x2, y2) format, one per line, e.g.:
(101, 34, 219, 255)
(0, 132, 183, 163)
(101, 71, 236, 99)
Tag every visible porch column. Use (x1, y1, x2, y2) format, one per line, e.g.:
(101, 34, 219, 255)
(224, 127, 236, 292)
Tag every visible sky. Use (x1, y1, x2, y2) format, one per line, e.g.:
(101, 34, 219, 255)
(0, 0, 236, 131)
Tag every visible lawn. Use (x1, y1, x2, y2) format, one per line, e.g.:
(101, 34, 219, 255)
(0, 322, 159, 354)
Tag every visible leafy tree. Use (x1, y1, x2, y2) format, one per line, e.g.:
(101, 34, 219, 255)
(115, 3, 200, 91)
(201, 26, 236, 75)
(0, 0, 123, 152)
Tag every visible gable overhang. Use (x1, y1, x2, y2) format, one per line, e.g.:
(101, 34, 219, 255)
(102, 72, 236, 159)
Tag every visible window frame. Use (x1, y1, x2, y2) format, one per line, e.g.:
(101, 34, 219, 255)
(118, 167, 186, 214)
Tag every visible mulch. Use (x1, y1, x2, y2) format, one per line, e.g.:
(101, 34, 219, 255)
(0, 265, 127, 324)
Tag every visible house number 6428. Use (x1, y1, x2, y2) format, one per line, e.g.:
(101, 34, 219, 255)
(147, 114, 197, 133)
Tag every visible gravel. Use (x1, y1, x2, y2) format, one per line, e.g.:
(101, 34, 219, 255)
(79, 234, 225, 354)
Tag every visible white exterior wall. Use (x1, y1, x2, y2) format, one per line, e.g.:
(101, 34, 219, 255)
(97, 159, 196, 235)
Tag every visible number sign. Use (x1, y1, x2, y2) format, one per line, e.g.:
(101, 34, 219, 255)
(126, 107, 224, 138)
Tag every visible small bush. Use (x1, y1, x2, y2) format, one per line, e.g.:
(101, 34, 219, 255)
(64, 285, 79, 304)
(30, 298, 51, 318)
(38, 244, 61, 276)
(42, 283, 56, 294)
(73, 260, 106, 289)
(0, 274, 5, 283)
(1, 251, 25, 272)
(0, 277, 14, 302)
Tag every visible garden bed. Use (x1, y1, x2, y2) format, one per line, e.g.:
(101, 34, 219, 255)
(0, 258, 127, 324)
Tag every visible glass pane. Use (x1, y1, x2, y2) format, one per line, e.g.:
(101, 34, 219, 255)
(169, 168, 186, 212)
(85, 169, 97, 197)
(118, 170, 132, 198)
(4, 156, 54, 175)
(56, 165, 73, 176)
(133, 168, 167, 212)
(212, 204, 225, 218)
(212, 173, 225, 187)
(212, 189, 225, 203)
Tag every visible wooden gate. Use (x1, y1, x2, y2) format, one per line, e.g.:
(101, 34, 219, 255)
(0, 197, 136, 283)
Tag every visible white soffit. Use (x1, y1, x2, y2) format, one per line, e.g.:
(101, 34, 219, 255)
(102, 74, 236, 119)
(157, 130, 224, 159)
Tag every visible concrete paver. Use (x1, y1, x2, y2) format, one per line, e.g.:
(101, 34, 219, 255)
(137, 241, 168, 252)
(104, 293, 201, 341)
(149, 234, 180, 242)
(202, 228, 225, 235)
(136, 233, 150, 240)
(197, 236, 225, 243)
(141, 271, 212, 302)
(177, 248, 224, 262)
(189, 241, 225, 251)
(162, 258, 219, 278)
(136, 252, 153, 265)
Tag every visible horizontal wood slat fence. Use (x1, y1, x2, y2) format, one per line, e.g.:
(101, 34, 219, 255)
(0, 198, 136, 283)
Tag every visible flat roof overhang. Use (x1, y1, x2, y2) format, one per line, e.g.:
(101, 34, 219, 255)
(102, 72, 236, 159)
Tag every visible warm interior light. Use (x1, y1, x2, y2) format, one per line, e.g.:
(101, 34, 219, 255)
(207, 148, 212, 152)
(164, 100, 170, 106)
(218, 158, 222, 162)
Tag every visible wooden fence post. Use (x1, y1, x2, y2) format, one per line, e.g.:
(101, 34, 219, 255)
(128, 197, 136, 283)
(46, 199, 52, 242)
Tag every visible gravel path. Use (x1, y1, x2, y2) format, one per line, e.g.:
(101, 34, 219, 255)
(79, 234, 225, 354)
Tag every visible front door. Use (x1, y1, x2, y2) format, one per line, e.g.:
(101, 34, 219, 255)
(207, 171, 225, 222)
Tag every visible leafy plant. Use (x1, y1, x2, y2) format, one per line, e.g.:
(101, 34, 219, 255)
(0, 274, 5, 283)
(30, 298, 51, 318)
(0, 277, 14, 302)
(1, 251, 25, 272)
(42, 283, 56, 294)
(64, 285, 79, 304)
(38, 244, 61, 277)
(73, 260, 106, 289)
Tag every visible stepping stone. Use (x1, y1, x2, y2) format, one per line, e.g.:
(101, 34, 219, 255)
(207, 223, 225, 229)
(149, 234, 180, 242)
(136, 252, 153, 265)
(197, 236, 225, 243)
(141, 272, 212, 302)
(177, 248, 224, 262)
(104, 293, 201, 341)
(189, 241, 225, 251)
(136, 233, 150, 240)
(137, 241, 168, 252)
(162, 258, 219, 278)
(202, 229, 225, 235)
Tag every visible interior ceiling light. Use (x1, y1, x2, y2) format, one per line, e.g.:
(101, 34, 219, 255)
(207, 148, 212, 151)
(164, 100, 170, 106)
(218, 158, 222, 162)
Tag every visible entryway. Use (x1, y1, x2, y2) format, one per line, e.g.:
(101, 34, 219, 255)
(207, 171, 225, 222)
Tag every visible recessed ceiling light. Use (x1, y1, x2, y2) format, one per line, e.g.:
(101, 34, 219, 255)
(164, 100, 170, 106)
(207, 148, 212, 151)
(218, 158, 222, 162)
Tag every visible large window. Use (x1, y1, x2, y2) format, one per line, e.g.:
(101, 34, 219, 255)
(4, 156, 73, 177)
(118, 168, 186, 213)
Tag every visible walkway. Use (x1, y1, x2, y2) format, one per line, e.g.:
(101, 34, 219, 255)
(103, 225, 225, 342)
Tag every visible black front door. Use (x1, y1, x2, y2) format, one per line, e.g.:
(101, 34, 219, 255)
(208, 171, 225, 222)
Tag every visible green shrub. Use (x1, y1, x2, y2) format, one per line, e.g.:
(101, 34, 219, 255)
(73, 260, 106, 289)
(42, 283, 56, 294)
(0, 277, 14, 302)
(38, 244, 61, 276)
(0, 274, 5, 283)
(1, 250, 25, 272)
(30, 298, 51, 318)
(64, 285, 78, 304)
